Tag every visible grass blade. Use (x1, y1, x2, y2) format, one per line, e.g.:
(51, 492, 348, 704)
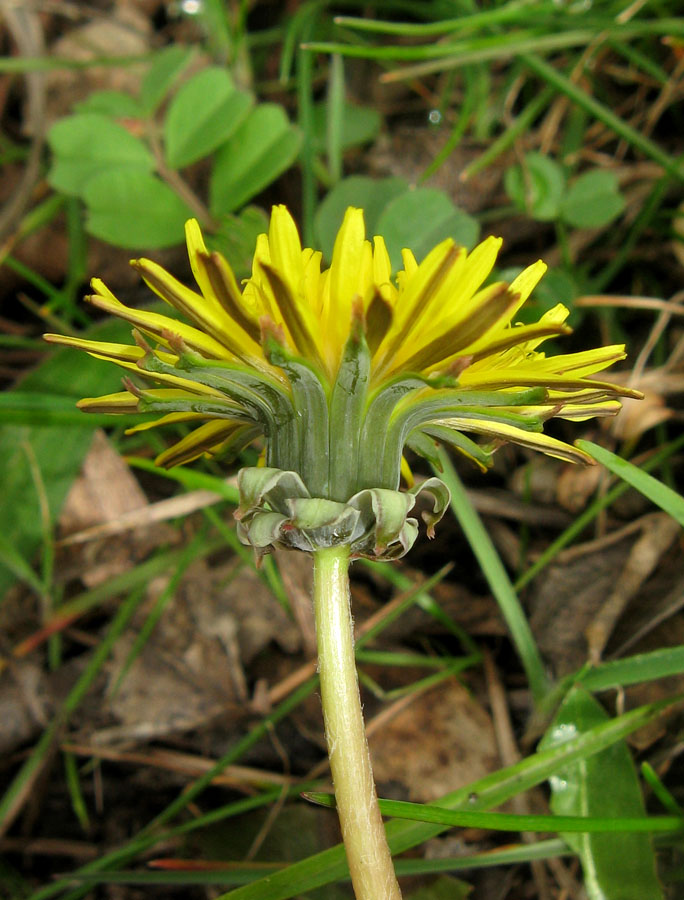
(576, 440, 684, 527)
(304, 791, 683, 834)
(434, 448, 549, 703)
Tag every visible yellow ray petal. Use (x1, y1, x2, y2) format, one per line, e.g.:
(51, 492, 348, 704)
(184, 218, 214, 300)
(528, 345, 627, 377)
(131, 257, 265, 365)
(505, 259, 548, 319)
(193, 248, 263, 344)
(324, 208, 368, 363)
(44, 333, 150, 364)
(464, 319, 571, 364)
(126, 411, 212, 433)
(375, 238, 462, 374)
(390, 283, 519, 376)
(87, 286, 233, 360)
(155, 420, 252, 468)
(459, 369, 637, 395)
(438, 417, 595, 464)
(77, 391, 139, 413)
(268, 205, 304, 291)
(372, 235, 393, 303)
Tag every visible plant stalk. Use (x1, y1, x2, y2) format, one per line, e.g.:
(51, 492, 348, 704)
(312, 545, 402, 900)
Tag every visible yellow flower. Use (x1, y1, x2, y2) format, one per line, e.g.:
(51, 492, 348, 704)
(45, 206, 639, 494)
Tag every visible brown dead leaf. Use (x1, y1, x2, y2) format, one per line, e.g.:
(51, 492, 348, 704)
(59, 431, 147, 534)
(529, 513, 682, 675)
(555, 462, 603, 514)
(510, 456, 602, 514)
(100, 560, 300, 743)
(585, 513, 681, 662)
(0, 658, 49, 755)
(620, 615, 684, 750)
(610, 389, 675, 441)
(57, 430, 177, 587)
(46, 7, 151, 121)
(368, 679, 498, 802)
(273, 549, 315, 656)
(602, 364, 683, 443)
(366, 129, 502, 215)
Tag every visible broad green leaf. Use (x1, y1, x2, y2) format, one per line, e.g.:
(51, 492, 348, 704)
(83, 169, 193, 248)
(505, 151, 566, 221)
(311, 100, 382, 153)
(314, 175, 409, 262)
(540, 687, 663, 900)
(577, 440, 684, 527)
(209, 104, 301, 216)
(0, 320, 132, 600)
(74, 90, 143, 119)
(140, 45, 196, 114)
(208, 206, 269, 277)
(163, 66, 253, 169)
(560, 169, 626, 229)
(47, 114, 154, 196)
(376, 188, 480, 269)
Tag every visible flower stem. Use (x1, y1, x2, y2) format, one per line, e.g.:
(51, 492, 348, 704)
(312, 546, 402, 900)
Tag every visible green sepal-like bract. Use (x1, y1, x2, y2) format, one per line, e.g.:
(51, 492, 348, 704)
(328, 316, 371, 502)
(235, 466, 450, 560)
(138, 339, 300, 471)
(263, 332, 331, 498)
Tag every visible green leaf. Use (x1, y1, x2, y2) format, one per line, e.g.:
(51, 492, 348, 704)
(560, 169, 626, 228)
(539, 687, 663, 900)
(504, 151, 566, 221)
(576, 440, 684, 527)
(47, 114, 154, 196)
(163, 66, 253, 169)
(376, 188, 480, 270)
(207, 206, 269, 277)
(311, 100, 382, 153)
(0, 320, 133, 600)
(83, 169, 193, 248)
(209, 104, 301, 216)
(74, 90, 143, 119)
(314, 175, 409, 262)
(140, 45, 196, 115)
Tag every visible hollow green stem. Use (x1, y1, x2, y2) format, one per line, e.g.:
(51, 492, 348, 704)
(312, 546, 402, 900)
